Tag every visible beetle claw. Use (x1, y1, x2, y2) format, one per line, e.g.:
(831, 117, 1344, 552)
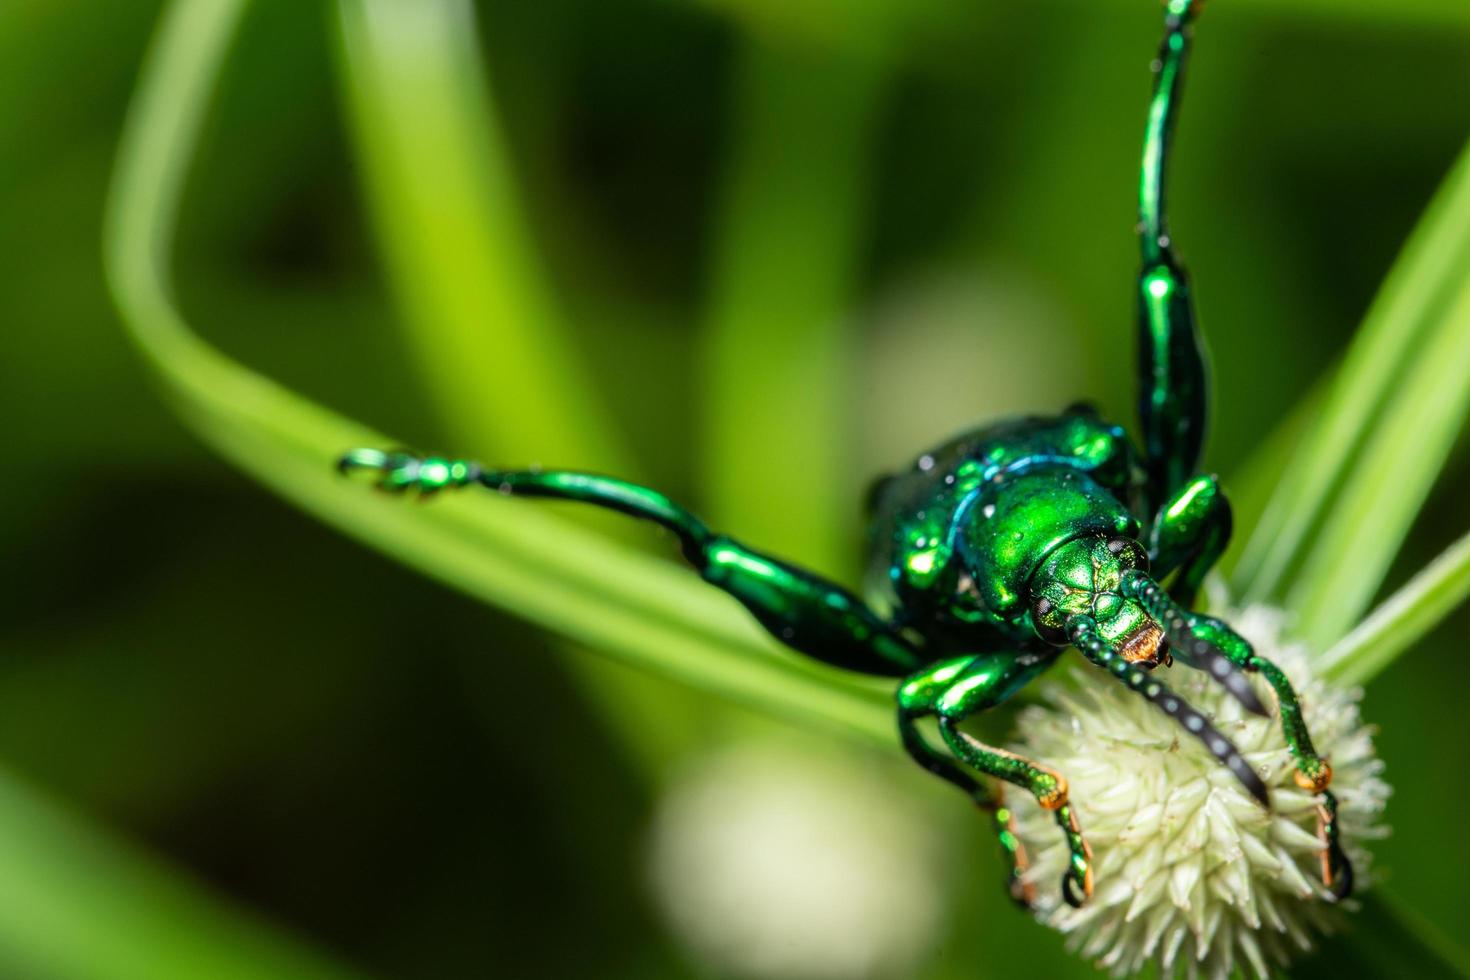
(1008, 876, 1038, 911)
(1316, 800, 1354, 901)
(1061, 870, 1090, 909)
(1056, 804, 1093, 908)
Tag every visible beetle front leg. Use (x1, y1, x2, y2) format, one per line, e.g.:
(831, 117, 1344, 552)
(1148, 473, 1230, 607)
(1068, 614, 1271, 807)
(939, 719, 1093, 909)
(898, 653, 1091, 907)
(1124, 576, 1355, 898)
(896, 677, 1038, 908)
(1198, 624, 1353, 899)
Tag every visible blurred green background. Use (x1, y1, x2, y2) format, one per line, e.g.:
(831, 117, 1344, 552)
(6, 0, 1470, 977)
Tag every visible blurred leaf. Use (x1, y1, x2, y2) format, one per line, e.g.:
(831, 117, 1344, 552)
(334, 0, 700, 772)
(1287, 267, 1470, 649)
(671, 0, 939, 60)
(674, 0, 1470, 67)
(0, 766, 364, 980)
(1229, 0, 1470, 28)
(1218, 378, 1323, 578)
(1317, 526, 1470, 685)
(699, 38, 885, 572)
(1292, 893, 1470, 979)
(106, 0, 895, 766)
(334, 0, 626, 469)
(1232, 139, 1470, 635)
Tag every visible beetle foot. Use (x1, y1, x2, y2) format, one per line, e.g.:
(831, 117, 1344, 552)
(1056, 803, 1094, 908)
(990, 797, 1038, 909)
(1034, 772, 1069, 811)
(1294, 759, 1333, 793)
(1315, 793, 1354, 901)
(338, 448, 479, 495)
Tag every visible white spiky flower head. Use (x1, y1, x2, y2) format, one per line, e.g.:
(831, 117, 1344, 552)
(1008, 605, 1390, 979)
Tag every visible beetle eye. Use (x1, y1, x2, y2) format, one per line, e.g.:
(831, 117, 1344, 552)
(1106, 536, 1149, 571)
(1031, 595, 1069, 645)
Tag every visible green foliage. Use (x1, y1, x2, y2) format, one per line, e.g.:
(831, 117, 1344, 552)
(108, 0, 895, 754)
(1319, 528, 1470, 685)
(0, 772, 362, 980)
(1235, 140, 1470, 650)
(0, 0, 1465, 974)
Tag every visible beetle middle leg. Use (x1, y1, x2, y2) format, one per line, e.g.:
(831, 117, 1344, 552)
(898, 652, 1092, 907)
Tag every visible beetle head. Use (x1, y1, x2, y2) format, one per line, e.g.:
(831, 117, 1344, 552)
(1028, 536, 1169, 667)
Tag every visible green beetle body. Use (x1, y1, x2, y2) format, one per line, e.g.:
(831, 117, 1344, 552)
(341, 0, 1355, 908)
(865, 411, 1143, 651)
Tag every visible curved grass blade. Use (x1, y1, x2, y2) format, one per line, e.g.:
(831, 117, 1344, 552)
(1234, 140, 1470, 608)
(334, 0, 702, 772)
(1288, 271, 1470, 649)
(105, 0, 895, 752)
(1318, 526, 1470, 685)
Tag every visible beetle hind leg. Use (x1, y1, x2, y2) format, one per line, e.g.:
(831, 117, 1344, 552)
(1316, 791, 1353, 901)
(1136, 0, 1209, 508)
(340, 450, 926, 677)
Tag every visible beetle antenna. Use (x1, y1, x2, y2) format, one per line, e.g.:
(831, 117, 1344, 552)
(1124, 572, 1270, 718)
(1068, 614, 1270, 807)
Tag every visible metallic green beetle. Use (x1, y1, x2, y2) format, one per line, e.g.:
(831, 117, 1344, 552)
(341, 0, 1350, 908)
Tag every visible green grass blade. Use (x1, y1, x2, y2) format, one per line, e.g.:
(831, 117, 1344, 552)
(333, 0, 705, 771)
(699, 40, 884, 572)
(334, 0, 624, 468)
(1317, 527, 1470, 685)
(105, 0, 894, 755)
(1214, 379, 1323, 583)
(1287, 269, 1470, 649)
(0, 766, 364, 980)
(1233, 140, 1470, 607)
